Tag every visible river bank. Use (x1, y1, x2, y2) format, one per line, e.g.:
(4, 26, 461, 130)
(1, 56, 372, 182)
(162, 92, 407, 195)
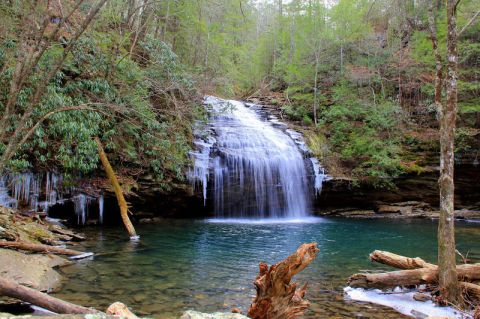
(0, 206, 90, 316)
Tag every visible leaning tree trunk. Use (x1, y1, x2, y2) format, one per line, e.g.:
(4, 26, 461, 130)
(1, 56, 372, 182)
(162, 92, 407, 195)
(95, 137, 137, 238)
(438, 0, 460, 305)
(247, 243, 319, 319)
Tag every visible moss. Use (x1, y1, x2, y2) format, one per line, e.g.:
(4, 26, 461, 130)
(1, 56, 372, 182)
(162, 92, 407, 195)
(304, 130, 328, 159)
(0, 207, 60, 244)
(400, 162, 426, 175)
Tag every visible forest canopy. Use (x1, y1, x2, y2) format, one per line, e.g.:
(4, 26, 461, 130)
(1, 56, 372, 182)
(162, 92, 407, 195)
(0, 0, 479, 187)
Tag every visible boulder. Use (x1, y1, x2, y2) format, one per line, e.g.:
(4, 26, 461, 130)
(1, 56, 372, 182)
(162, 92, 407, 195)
(0, 248, 70, 293)
(180, 310, 249, 319)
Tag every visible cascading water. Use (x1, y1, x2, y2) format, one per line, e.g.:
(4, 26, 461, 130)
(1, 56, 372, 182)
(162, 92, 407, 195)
(189, 96, 327, 219)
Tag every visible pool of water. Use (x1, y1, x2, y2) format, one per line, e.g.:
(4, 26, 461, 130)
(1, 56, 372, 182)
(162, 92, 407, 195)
(53, 218, 480, 318)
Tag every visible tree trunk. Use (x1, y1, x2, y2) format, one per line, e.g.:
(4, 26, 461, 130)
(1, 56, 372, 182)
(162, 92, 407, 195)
(427, 0, 443, 113)
(348, 264, 480, 289)
(313, 52, 319, 126)
(95, 137, 138, 239)
(247, 243, 319, 319)
(438, 0, 460, 304)
(0, 277, 98, 314)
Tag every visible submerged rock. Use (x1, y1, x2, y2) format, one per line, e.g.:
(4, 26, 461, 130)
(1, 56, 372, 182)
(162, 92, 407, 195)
(180, 310, 249, 319)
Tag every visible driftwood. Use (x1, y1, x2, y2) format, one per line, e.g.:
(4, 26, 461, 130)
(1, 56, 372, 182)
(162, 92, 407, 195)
(106, 302, 139, 319)
(369, 250, 436, 269)
(0, 277, 140, 316)
(247, 243, 319, 319)
(349, 262, 480, 288)
(49, 226, 86, 241)
(95, 137, 137, 239)
(0, 240, 89, 257)
(350, 250, 480, 302)
(0, 277, 98, 314)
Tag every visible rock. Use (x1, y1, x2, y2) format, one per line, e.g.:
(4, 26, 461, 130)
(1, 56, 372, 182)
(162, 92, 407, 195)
(377, 205, 405, 214)
(0, 315, 119, 318)
(180, 310, 249, 319)
(231, 308, 242, 314)
(413, 292, 431, 302)
(316, 165, 480, 216)
(411, 309, 428, 319)
(318, 208, 375, 218)
(0, 248, 71, 292)
(106, 302, 139, 319)
(454, 209, 480, 220)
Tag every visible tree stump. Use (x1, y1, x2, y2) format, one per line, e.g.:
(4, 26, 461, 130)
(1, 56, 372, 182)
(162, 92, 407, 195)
(247, 243, 319, 319)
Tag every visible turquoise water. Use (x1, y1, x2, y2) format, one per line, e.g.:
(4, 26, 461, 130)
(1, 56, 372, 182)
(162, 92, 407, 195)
(54, 218, 480, 318)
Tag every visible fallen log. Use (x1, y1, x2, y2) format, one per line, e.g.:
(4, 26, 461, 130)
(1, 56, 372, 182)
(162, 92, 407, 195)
(369, 250, 436, 269)
(0, 240, 90, 257)
(0, 277, 98, 314)
(348, 263, 480, 289)
(247, 243, 319, 319)
(49, 226, 86, 241)
(367, 250, 480, 300)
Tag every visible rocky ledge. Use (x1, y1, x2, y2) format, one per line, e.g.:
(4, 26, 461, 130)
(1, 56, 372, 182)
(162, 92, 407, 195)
(317, 200, 480, 220)
(0, 207, 85, 312)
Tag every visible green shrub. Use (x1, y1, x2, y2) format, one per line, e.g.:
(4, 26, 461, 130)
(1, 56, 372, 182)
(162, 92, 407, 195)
(321, 82, 403, 187)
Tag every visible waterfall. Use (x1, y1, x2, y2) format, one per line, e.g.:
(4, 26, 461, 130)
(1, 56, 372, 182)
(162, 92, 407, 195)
(189, 96, 326, 218)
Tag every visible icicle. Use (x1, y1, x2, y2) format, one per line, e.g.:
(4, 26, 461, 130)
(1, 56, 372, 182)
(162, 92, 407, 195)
(73, 194, 91, 225)
(187, 127, 215, 206)
(44, 172, 61, 213)
(310, 158, 326, 196)
(98, 195, 104, 224)
(29, 174, 41, 211)
(0, 175, 17, 208)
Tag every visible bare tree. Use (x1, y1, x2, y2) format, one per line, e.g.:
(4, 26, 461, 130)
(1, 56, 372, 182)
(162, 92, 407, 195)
(0, 0, 108, 173)
(437, 0, 461, 304)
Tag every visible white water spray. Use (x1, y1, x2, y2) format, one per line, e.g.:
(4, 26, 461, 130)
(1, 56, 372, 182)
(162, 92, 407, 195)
(189, 96, 327, 218)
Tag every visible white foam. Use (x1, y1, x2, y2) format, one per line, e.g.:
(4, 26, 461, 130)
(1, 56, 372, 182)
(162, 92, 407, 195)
(344, 287, 471, 319)
(205, 217, 324, 224)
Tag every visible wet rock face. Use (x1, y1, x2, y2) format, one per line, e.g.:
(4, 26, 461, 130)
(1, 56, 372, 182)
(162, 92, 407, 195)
(315, 164, 480, 216)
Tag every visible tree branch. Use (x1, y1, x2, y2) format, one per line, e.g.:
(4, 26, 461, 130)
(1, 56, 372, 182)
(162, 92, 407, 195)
(459, 10, 480, 36)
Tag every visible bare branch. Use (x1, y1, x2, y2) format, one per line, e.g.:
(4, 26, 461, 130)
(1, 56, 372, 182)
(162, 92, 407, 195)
(459, 10, 480, 36)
